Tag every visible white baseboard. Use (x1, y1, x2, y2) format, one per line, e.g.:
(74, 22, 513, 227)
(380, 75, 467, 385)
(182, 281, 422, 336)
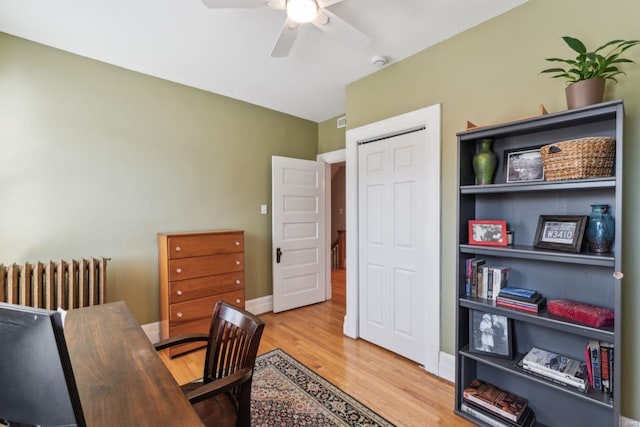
(621, 416, 640, 427)
(141, 321, 160, 344)
(438, 351, 455, 383)
(245, 295, 273, 315)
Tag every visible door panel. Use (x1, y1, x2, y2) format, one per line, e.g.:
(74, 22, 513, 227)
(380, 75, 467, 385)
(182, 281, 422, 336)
(358, 129, 426, 364)
(272, 156, 326, 313)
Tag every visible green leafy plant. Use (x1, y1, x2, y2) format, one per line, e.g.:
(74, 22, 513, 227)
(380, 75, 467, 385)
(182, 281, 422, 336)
(541, 36, 640, 83)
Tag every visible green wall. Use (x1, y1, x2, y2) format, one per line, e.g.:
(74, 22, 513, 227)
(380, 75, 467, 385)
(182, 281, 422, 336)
(0, 33, 318, 325)
(345, 0, 640, 418)
(318, 114, 346, 153)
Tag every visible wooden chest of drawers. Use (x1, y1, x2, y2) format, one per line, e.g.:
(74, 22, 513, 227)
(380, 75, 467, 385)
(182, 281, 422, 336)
(158, 230, 244, 357)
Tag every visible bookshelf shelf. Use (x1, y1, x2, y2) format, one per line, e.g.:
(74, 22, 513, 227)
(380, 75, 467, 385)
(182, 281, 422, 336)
(454, 100, 623, 427)
(460, 348, 614, 409)
(459, 244, 615, 267)
(459, 297, 615, 342)
(460, 177, 616, 195)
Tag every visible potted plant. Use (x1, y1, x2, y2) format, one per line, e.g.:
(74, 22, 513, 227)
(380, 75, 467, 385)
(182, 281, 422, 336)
(541, 36, 640, 109)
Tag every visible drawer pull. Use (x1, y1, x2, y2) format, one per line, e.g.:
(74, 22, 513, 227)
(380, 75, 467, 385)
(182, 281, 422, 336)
(175, 246, 181, 252)
(177, 312, 183, 318)
(176, 268, 182, 274)
(235, 299, 241, 304)
(176, 290, 183, 296)
(235, 241, 240, 246)
(235, 279, 241, 285)
(235, 260, 241, 266)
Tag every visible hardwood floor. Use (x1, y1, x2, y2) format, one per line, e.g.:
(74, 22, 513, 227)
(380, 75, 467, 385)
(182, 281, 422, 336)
(160, 269, 473, 426)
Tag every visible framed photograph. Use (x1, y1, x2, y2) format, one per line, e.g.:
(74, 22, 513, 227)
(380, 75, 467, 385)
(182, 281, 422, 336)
(468, 220, 508, 246)
(533, 215, 588, 253)
(504, 147, 545, 183)
(469, 310, 513, 359)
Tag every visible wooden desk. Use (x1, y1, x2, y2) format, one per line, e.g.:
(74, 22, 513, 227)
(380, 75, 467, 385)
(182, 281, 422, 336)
(65, 301, 203, 426)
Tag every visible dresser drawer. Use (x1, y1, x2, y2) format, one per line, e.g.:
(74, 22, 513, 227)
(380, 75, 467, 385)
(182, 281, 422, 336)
(169, 291, 245, 324)
(169, 272, 243, 304)
(168, 253, 244, 281)
(167, 232, 243, 259)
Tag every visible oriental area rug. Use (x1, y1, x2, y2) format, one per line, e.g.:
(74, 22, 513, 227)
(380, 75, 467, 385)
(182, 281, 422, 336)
(252, 349, 395, 427)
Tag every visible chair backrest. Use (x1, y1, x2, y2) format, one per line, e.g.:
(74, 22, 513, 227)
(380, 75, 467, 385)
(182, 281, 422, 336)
(203, 301, 265, 384)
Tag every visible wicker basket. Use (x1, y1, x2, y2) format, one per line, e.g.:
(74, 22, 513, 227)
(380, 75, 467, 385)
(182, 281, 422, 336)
(540, 136, 615, 181)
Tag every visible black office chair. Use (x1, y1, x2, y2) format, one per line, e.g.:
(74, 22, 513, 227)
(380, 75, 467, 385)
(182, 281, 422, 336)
(155, 301, 265, 427)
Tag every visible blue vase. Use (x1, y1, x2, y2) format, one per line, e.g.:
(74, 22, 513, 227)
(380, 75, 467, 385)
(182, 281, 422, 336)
(585, 204, 615, 253)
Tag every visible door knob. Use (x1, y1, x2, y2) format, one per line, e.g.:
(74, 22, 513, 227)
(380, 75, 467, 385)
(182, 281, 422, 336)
(276, 247, 282, 263)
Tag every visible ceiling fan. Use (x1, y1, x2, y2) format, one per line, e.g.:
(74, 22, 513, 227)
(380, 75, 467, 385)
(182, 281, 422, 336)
(201, 0, 370, 57)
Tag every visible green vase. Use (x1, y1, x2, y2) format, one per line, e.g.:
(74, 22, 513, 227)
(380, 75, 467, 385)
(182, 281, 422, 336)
(472, 139, 497, 185)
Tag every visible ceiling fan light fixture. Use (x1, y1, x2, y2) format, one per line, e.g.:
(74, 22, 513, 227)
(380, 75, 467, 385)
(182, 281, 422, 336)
(286, 0, 318, 23)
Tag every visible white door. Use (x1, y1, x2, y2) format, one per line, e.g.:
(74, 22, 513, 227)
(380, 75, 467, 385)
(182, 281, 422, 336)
(358, 129, 428, 364)
(272, 156, 327, 313)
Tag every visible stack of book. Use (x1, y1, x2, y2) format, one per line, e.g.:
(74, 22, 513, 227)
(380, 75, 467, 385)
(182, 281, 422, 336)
(585, 340, 614, 401)
(496, 287, 546, 313)
(517, 347, 588, 391)
(462, 379, 535, 427)
(465, 257, 510, 300)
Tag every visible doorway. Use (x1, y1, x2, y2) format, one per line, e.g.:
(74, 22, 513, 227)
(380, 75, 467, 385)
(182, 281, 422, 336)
(317, 150, 347, 308)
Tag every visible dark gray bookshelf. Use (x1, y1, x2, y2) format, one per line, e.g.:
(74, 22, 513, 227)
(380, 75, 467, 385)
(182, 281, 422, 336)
(454, 100, 623, 427)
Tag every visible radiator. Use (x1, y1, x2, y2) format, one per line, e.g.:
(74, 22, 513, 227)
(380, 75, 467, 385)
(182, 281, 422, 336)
(0, 258, 109, 310)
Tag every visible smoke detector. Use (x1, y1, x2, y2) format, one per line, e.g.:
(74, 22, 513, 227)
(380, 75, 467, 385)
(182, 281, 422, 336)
(371, 55, 389, 68)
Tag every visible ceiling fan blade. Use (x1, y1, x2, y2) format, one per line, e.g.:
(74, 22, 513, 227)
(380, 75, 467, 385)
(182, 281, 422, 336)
(201, 0, 266, 8)
(311, 9, 369, 50)
(316, 0, 346, 8)
(270, 18, 301, 57)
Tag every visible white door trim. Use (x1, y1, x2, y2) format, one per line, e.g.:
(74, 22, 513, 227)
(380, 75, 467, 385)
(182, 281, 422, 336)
(317, 149, 346, 164)
(345, 104, 441, 374)
(317, 149, 346, 300)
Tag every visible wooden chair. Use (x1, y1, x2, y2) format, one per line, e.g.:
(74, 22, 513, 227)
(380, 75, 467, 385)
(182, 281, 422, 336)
(155, 301, 265, 427)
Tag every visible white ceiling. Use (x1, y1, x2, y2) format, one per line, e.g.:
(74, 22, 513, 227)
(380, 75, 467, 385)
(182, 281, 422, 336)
(0, 0, 527, 122)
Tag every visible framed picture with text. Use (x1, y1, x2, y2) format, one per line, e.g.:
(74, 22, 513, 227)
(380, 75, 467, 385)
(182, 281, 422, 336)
(533, 215, 588, 253)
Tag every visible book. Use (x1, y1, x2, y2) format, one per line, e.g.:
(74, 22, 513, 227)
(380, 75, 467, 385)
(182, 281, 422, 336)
(584, 344, 593, 387)
(495, 298, 546, 313)
(496, 295, 546, 312)
(608, 344, 614, 401)
(482, 265, 493, 299)
(491, 266, 510, 300)
(461, 401, 535, 427)
(588, 339, 602, 390)
(522, 347, 587, 389)
(465, 257, 480, 297)
(497, 295, 545, 307)
(515, 357, 587, 392)
(471, 259, 486, 298)
(498, 287, 539, 302)
(463, 379, 528, 422)
(474, 265, 511, 300)
(600, 342, 613, 394)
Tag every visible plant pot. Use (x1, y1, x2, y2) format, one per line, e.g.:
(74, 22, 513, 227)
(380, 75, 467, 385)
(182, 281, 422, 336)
(565, 78, 605, 109)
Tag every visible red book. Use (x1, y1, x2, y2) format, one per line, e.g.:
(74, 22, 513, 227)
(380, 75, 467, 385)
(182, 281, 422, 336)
(584, 344, 593, 386)
(496, 300, 540, 313)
